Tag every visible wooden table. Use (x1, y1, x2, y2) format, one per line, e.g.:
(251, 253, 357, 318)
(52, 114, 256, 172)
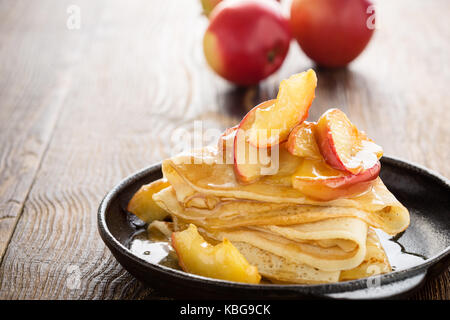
(0, 0, 448, 300)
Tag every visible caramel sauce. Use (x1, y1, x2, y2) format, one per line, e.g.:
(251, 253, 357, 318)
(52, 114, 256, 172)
(376, 229, 426, 271)
(129, 230, 180, 270)
(128, 227, 427, 280)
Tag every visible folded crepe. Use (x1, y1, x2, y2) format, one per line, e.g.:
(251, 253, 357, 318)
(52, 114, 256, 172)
(153, 147, 408, 284)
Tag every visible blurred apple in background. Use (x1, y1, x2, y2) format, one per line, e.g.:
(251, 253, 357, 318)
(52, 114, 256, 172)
(290, 0, 375, 67)
(201, 0, 223, 17)
(201, 0, 281, 18)
(203, 0, 291, 85)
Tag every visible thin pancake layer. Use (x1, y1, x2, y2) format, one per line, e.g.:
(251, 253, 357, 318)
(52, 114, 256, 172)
(155, 187, 369, 272)
(231, 228, 390, 284)
(233, 242, 340, 284)
(161, 150, 409, 235)
(340, 228, 392, 281)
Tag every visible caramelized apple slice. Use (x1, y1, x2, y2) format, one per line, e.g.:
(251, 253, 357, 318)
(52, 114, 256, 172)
(261, 143, 304, 186)
(218, 125, 237, 164)
(286, 121, 322, 159)
(127, 179, 171, 223)
(315, 108, 383, 174)
(246, 69, 317, 147)
(292, 159, 380, 201)
(218, 125, 238, 152)
(171, 224, 261, 284)
(234, 100, 276, 183)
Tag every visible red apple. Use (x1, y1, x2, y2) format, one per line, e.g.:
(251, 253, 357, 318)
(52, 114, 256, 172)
(200, 0, 223, 17)
(204, 0, 291, 85)
(290, 0, 375, 67)
(315, 108, 383, 174)
(201, 0, 281, 17)
(292, 158, 380, 201)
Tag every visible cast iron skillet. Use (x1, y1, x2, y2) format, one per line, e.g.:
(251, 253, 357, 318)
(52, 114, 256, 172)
(97, 156, 450, 299)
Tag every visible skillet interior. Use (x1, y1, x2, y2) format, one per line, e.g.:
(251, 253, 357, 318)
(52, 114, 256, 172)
(98, 156, 450, 299)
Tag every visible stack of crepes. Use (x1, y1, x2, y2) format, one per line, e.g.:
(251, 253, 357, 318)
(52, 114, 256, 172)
(145, 70, 411, 284)
(153, 146, 410, 284)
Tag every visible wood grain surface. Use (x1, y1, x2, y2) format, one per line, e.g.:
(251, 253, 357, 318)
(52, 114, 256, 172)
(0, 0, 448, 300)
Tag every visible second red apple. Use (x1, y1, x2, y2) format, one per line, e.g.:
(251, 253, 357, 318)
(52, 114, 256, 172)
(290, 0, 375, 67)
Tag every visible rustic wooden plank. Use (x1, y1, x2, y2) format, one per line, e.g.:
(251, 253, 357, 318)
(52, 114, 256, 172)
(0, 0, 231, 300)
(0, 0, 448, 299)
(0, 0, 93, 260)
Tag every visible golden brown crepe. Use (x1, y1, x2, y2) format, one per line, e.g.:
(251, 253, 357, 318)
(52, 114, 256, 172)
(159, 148, 409, 234)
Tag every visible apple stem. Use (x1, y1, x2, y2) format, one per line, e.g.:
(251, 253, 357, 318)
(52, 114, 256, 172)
(267, 49, 277, 63)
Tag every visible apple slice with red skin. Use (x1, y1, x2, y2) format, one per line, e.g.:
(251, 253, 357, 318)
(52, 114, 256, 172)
(246, 69, 317, 148)
(218, 125, 238, 164)
(292, 158, 380, 201)
(218, 125, 238, 152)
(286, 121, 322, 159)
(290, 0, 375, 68)
(315, 108, 383, 174)
(233, 100, 276, 184)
